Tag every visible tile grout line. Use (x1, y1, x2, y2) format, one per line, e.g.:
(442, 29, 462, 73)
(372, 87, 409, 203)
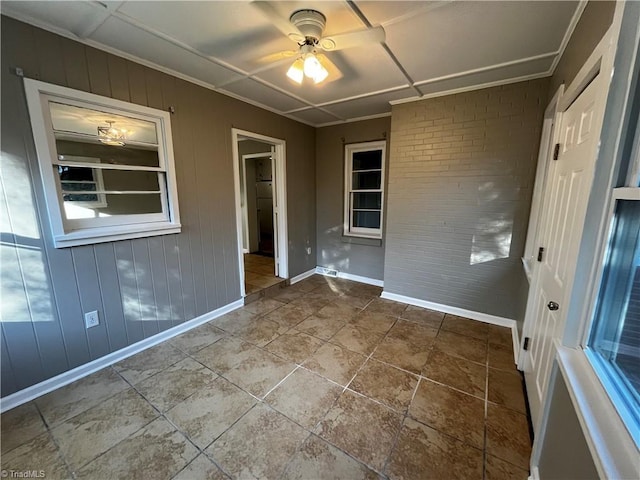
(7, 277, 523, 479)
(30, 402, 77, 478)
(260, 364, 301, 400)
(380, 373, 423, 476)
(30, 366, 166, 477)
(188, 313, 522, 474)
(109, 366, 214, 475)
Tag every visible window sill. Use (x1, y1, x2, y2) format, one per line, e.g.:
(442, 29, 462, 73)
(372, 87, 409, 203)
(554, 345, 639, 480)
(54, 222, 181, 248)
(341, 235, 382, 247)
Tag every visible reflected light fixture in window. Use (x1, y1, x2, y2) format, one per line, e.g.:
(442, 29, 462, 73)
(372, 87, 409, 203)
(97, 120, 126, 146)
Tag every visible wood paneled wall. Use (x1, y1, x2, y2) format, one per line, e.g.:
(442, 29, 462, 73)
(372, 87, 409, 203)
(0, 17, 316, 396)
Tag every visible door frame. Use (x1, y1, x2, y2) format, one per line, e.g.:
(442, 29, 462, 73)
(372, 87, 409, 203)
(520, 12, 621, 437)
(232, 128, 288, 297)
(241, 151, 273, 254)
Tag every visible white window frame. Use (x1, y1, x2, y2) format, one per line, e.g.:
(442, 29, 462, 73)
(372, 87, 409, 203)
(343, 140, 386, 239)
(24, 79, 181, 248)
(583, 166, 640, 446)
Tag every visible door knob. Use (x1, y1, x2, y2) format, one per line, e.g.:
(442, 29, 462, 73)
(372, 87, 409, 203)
(547, 301, 560, 311)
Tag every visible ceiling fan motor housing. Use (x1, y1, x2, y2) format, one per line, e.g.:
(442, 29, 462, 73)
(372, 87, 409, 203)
(289, 9, 326, 43)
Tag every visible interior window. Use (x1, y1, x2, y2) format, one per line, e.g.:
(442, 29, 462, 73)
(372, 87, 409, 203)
(344, 141, 386, 239)
(586, 173, 640, 446)
(24, 79, 180, 248)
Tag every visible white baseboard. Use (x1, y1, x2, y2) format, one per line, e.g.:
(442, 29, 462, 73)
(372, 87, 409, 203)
(315, 267, 384, 287)
(381, 291, 520, 363)
(289, 268, 316, 284)
(0, 298, 244, 413)
(337, 271, 384, 287)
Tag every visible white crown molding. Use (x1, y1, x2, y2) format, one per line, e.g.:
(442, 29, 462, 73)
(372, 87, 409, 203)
(111, 9, 249, 79)
(413, 51, 557, 89)
(316, 112, 392, 128)
(548, 0, 589, 75)
(1, 2, 584, 127)
(0, 8, 318, 128)
(114, 7, 330, 112)
(390, 71, 551, 106)
(104, 10, 328, 115)
(0, 298, 244, 413)
(286, 85, 412, 113)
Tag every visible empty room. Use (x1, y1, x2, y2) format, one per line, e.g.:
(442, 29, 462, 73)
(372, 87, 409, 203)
(1, 1, 638, 479)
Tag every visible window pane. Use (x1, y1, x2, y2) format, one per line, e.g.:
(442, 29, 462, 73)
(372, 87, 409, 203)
(55, 139, 160, 168)
(49, 102, 158, 145)
(352, 171, 381, 190)
(59, 165, 94, 182)
(589, 199, 640, 420)
(57, 167, 160, 192)
(353, 210, 381, 229)
(62, 183, 98, 202)
(62, 193, 164, 219)
(353, 192, 382, 209)
(353, 150, 382, 171)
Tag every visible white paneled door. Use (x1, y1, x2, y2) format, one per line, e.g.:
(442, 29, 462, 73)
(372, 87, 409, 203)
(522, 73, 604, 429)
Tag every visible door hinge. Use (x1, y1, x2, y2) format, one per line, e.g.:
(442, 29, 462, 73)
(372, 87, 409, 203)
(553, 143, 560, 160)
(523, 337, 531, 351)
(537, 247, 544, 262)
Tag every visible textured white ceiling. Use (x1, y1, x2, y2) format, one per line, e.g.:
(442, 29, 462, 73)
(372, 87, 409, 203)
(1, 1, 583, 127)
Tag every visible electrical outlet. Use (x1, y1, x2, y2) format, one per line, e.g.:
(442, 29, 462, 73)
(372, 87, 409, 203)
(84, 310, 99, 329)
(306, 247, 312, 255)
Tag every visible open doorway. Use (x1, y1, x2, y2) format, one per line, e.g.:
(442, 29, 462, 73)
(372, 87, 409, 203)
(242, 152, 274, 257)
(232, 129, 288, 299)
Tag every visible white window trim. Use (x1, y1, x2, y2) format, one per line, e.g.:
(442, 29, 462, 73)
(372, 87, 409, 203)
(24, 79, 181, 248)
(343, 140, 386, 239)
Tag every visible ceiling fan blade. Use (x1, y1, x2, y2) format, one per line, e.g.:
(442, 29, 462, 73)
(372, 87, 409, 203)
(256, 50, 299, 64)
(320, 26, 385, 51)
(252, 1, 303, 40)
(316, 54, 343, 82)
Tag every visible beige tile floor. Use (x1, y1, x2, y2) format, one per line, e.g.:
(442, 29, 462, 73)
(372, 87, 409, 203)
(0, 275, 532, 479)
(244, 253, 281, 295)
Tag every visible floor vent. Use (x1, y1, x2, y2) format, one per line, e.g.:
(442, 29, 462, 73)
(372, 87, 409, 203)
(316, 267, 338, 277)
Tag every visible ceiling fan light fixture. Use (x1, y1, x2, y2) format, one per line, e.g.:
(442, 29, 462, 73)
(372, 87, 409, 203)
(303, 53, 324, 78)
(312, 64, 329, 84)
(286, 58, 304, 84)
(287, 52, 329, 85)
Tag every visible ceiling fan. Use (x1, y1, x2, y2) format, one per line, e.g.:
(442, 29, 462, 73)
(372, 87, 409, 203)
(253, 2, 386, 85)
